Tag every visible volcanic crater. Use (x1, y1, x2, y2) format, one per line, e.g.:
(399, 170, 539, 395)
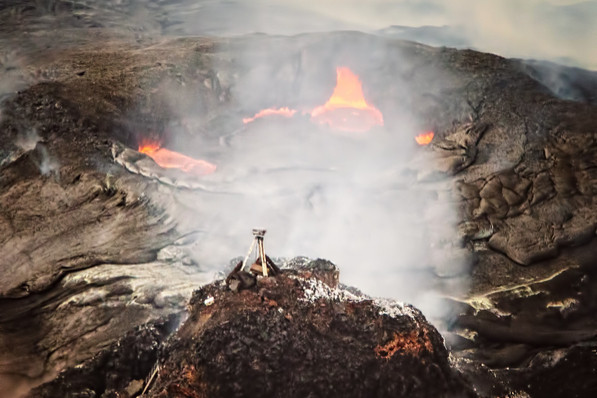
(1, 8, 597, 398)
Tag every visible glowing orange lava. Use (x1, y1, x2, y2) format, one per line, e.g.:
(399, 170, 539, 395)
(415, 132, 434, 146)
(138, 142, 216, 176)
(310, 67, 384, 133)
(243, 107, 297, 124)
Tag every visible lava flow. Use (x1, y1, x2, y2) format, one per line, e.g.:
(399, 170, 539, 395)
(138, 142, 216, 176)
(243, 107, 297, 124)
(310, 67, 384, 133)
(415, 132, 434, 146)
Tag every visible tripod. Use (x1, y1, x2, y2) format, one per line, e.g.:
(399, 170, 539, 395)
(241, 229, 277, 277)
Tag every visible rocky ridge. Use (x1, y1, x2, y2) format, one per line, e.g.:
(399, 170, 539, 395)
(29, 261, 477, 398)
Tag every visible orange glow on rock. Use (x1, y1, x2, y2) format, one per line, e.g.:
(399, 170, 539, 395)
(310, 67, 384, 133)
(243, 107, 297, 124)
(415, 132, 434, 146)
(138, 142, 216, 176)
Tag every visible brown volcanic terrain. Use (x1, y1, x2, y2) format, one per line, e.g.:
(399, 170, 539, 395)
(1, 10, 597, 398)
(29, 261, 477, 398)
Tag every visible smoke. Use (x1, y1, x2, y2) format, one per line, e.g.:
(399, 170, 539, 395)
(441, 0, 597, 70)
(518, 59, 597, 104)
(6, 1, 594, 69)
(34, 144, 60, 176)
(156, 0, 597, 70)
(0, 50, 30, 104)
(122, 0, 593, 323)
(14, 129, 40, 152)
(145, 35, 471, 325)
(12, 129, 60, 176)
(0, 2, 591, 396)
(2, 0, 589, 325)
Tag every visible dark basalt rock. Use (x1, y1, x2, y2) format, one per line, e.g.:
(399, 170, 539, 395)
(456, 342, 597, 398)
(27, 263, 476, 398)
(144, 264, 476, 398)
(27, 315, 180, 398)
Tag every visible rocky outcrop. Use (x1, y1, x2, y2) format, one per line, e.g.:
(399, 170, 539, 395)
(0, 40, 221, 397)
(30, 262, 476, 398)
(26, 315, 179, 398)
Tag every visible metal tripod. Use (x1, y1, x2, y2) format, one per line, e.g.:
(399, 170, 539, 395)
(241, 229, 269, 277)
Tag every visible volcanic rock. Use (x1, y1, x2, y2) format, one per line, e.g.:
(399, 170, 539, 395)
(26, 315, 179, 398)
(30, 262, 475, 398)
(151, 267, 474, 398)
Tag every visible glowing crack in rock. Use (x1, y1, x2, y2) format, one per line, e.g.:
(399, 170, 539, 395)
(138, 142, 216, 176)
(242, 67, 384, 133)
(242, 107, 297, 124)
(310, 67, 384, 133)
(415, 131, 434, 145)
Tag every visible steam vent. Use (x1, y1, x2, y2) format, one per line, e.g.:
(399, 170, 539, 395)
(1, 2, 597, 398)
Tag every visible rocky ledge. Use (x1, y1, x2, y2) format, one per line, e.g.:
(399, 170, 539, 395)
(29, 260, 476, 398)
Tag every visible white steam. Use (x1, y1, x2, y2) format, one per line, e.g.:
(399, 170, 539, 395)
(153, 37, 468, 322)
(153, 0, 597, 70)
(35, 144, 60, 176)
(14, 129, 40, 152)
(13, 0, 592, 69)
(13, 129, 60, 176)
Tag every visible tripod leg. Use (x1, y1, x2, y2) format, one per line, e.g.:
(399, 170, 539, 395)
(258, 239, 268, 277)
(241, 238, 257, 272)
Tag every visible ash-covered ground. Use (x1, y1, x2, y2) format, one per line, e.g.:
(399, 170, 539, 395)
(1, 2, 597, 398)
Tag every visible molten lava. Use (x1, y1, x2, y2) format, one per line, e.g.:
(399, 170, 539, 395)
(310, 67, 384, 133)
(138, 142, 216, 176)
(415, 132, 434, 146)
(243, 107, 297, 124)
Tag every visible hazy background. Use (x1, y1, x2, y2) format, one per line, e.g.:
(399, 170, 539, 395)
(159, 0, 597, 69)
(2, 0, 595, 69)
(135, 32, 471, 324)
(161, 0, 597, 70)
